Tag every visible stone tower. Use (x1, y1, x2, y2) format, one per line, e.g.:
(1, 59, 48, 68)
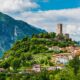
(56, 24, 63, 35)
(65, 34, 69, 39)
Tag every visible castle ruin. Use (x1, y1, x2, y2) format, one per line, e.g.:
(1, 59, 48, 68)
(56, 24, 69, 39)
(56, 24, 63, 35)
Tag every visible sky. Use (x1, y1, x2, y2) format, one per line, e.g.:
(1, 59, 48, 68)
(0, 0, 80, 41)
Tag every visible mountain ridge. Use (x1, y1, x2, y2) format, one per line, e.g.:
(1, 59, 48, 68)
(0, 12, 46, 57)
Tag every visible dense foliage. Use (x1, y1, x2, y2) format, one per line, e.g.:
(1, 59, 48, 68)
(0, 32, 77, 80)
(0, 56, 80, 80)
(0, 32, 76, 70)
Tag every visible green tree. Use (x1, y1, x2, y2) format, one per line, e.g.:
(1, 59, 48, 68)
(55, 67, 76, 80)
(69, 56, 80, 74)
(0, 73, 6, 80)
(11, 58, 21, 70)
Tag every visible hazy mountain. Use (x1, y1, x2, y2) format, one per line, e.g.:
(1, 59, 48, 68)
(0, 12, 46, 57)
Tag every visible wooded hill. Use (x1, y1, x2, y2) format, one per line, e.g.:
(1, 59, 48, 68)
(0, 32, 76, 71)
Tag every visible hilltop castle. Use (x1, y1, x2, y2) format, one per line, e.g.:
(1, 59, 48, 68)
(56, 24, 69, 39)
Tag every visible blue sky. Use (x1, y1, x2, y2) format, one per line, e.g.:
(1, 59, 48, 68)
(36, 0, 80, 10)
(0, 0, 80, 41)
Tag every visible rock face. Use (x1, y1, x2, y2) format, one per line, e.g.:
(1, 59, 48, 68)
(0, 12, 46, 57)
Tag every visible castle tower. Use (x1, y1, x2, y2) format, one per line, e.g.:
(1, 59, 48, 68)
(56, 24, 63, 35)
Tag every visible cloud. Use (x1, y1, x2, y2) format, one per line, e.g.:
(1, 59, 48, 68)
(64, 24, 80, 41)
(33, 0, 48, 2)
(15, 8, 80, 28)
(1, 0, 79, 27)
(0, 0, 79, 40)
(0, 0, 39, 13)
(12, 8, 80, 40)
(65, 25, 77, 35)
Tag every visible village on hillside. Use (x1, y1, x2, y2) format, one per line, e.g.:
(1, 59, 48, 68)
(0, 24, 80, 73)
(31, 24, 80, 72)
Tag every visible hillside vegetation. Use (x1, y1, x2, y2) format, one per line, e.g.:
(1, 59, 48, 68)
(0, 32, 79, 80)
(0, 32, 76, 71)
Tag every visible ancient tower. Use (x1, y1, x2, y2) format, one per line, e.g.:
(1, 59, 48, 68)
(56, 24, 63, 35)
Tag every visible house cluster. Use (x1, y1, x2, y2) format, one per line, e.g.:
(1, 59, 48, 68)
(52, 53, 73, 65)
(52, 46, 80, 66)
(0, 68, 5, 72)
(32, 64, 41, 72)
(20, 24, 80, 73)
(48, 46, 60, 51)
(32, 64, 64, 72)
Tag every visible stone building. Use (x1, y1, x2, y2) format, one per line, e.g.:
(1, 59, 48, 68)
(56, 24, 70, 39)
(65, 34, 69, 39)
(56, 24, 63, 35)
(52, 53, 73, 65)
